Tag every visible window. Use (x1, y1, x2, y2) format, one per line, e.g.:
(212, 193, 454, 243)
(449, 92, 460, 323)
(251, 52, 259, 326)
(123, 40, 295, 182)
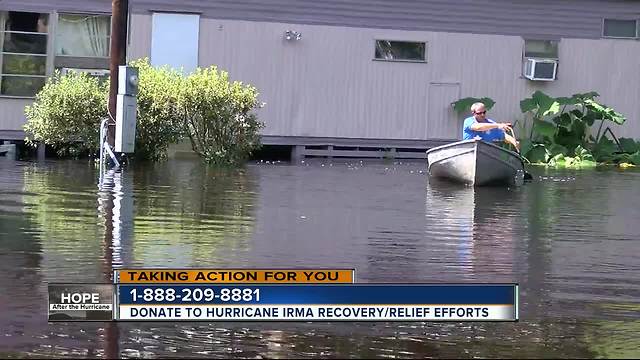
(374, 40, 426, 62)
(56, 14, 111, 57)
(151, 13, 200, 74)
(603, 19, 638, 38)
(0, 11, 49, 96)
(524, 39, 558, 59)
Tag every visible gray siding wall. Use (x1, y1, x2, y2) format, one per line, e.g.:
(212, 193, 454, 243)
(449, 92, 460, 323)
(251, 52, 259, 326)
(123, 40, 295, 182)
(3, 0, 640, 40)
(132, 0, 640, 40)
(0, 1, 111, 13)
(137, 17, 640, 139)
(0, 99, 33, 131)
(2, 1, 640, 139)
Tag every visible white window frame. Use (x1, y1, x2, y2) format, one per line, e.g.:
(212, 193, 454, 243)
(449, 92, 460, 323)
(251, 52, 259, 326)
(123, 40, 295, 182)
(521, 38, 560, 80)
(602, 18, 639, 39)
(0, 11, 51, 98)
(522, 39, 559, 60)
(151, 12, 200, 74)
(55, 12, 112, 59)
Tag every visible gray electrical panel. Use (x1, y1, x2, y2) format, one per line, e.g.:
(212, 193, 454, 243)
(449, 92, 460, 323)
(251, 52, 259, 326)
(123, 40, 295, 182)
(115, 65, 139, 153)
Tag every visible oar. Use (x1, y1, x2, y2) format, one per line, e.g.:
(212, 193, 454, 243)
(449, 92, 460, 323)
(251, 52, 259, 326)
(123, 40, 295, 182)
(506, 127, 533, 181)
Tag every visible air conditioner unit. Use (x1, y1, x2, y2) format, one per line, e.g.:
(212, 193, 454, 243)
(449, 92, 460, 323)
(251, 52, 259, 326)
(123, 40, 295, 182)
(524, 58, 557, 81)
(60, 68, 110, 77)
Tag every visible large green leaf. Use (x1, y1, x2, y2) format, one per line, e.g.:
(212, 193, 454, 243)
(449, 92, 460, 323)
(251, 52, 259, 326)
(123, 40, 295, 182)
(480, 97, 496, 110)
(531, 91, 561, 116)
(554, 112, 573, 130)
(531, 90, 551, 104)
(618, 138, 640, 153)
(451, 97, 495, 113)
(582, 110, 597, 126)
(554, 127, 582, 154)
(592, 136, 618, 161)
(572, 91, 599, 102)
(628, 151, 640, 165)
(574, 145, 595, 161)
(612, 152, 638, 164)
(607, 109, 626, 125)
(534, 120, 557, 139)
(520, 97, 537, 113)
(585, 99, 627, 125)
(520, 139, 533, 157)
(585, 99, 605, 112)
(570, 109, 584, 118)
(542, 101, 561, 116)
(571, 118, 587, 140)
(549, 144, 568, 156)
(525, 144, 550, 164)
(556, 96, 576, 105)
(548, 153, 566, 167)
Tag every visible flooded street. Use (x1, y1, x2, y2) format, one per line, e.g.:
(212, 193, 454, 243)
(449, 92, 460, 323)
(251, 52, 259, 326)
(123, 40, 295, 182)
(0, 157, 639, 358)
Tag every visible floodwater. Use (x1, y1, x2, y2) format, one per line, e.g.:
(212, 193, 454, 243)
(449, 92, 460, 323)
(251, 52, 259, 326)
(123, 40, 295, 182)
(0, 157, 638, 358)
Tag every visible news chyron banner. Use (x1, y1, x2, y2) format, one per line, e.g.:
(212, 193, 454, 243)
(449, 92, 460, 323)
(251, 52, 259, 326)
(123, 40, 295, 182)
(116, 268, 355, 284)
(48, 284, 114, 321)
(48, 269, 518, 322)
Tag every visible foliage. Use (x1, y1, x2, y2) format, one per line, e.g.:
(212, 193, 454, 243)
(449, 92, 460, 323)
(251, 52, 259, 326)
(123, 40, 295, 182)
(517, 90, 634, 167)
(24, 70, 108, 157)
(547, 145, 597, 168)
(179, 66, 264, 165)
(2, 54, 46, 75)
(452, 97, 495, 114)
(129, 58, 185, 161)
(23, 58, 264, 165)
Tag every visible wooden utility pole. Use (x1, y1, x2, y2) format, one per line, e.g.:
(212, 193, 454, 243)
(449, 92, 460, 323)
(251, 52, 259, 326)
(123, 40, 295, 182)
(107, 0, 129, 146)
(102, 1, 128, 357)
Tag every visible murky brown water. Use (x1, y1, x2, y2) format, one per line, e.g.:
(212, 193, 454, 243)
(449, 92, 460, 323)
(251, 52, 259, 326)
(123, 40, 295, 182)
(0, 157, 638, 358)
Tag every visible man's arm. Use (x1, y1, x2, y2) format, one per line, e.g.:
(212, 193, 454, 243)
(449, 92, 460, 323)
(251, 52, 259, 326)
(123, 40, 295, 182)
(470, 122, 510, 132)
(504, 132, 520, 151)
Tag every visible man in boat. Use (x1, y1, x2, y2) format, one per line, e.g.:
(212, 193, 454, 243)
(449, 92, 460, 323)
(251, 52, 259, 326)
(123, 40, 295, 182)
(462, 102, 520, 151)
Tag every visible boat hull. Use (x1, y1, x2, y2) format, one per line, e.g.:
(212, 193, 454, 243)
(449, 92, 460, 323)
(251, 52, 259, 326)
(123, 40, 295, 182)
(426, 140, 524, 186)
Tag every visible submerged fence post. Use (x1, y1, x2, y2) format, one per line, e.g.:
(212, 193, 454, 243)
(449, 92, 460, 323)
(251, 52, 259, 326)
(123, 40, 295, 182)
(291, 145, 304, 162)
(37, 142, 45, 161)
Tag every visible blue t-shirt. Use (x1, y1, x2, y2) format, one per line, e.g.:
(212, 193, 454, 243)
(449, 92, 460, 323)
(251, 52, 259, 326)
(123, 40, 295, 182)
(462, 116, 505, 142)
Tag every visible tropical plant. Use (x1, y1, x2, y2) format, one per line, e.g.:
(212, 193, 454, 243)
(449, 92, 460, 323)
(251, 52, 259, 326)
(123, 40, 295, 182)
(517, 90, 632, 167)
(451, 97, 496, 114)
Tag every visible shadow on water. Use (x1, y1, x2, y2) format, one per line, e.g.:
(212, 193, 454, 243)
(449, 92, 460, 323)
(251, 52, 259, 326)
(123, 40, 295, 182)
(0, 158, 639, 358)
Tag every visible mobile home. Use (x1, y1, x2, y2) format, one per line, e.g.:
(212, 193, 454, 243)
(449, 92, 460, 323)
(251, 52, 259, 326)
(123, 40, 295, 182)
(1, 0, 639, 158)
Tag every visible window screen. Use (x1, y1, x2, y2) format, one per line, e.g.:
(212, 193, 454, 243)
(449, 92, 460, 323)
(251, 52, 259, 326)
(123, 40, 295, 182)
(374, 40, 426, 62)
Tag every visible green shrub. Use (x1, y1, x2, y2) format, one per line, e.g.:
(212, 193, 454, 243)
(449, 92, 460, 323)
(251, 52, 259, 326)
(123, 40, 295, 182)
(24, 70, 108, 157)
(179, 66, 264, 165)
(24, 60, 264, 165)
(129, 58, 185, 161)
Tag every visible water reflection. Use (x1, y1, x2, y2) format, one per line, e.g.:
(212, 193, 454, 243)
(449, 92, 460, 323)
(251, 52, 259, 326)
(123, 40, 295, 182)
(425, 181, 524, 282)
(21, 161, 105, 283)
(127, 161, 257, 267)
(585, 304, 640, 358)
(0, 159, 639, 358)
